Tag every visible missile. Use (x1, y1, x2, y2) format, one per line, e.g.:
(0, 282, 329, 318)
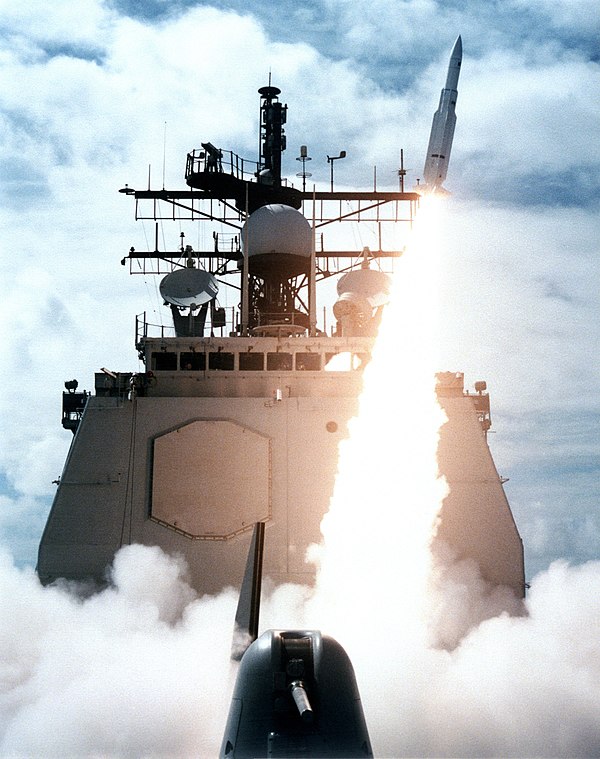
(422, 35, 462, 193)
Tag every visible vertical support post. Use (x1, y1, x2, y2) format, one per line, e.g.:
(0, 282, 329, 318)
(399, 148, 406, 192)
(309, 186, 317, 337)
(241, 184, 250, 334)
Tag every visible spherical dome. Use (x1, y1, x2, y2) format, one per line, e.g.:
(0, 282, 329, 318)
(242, 204, 311, 258)
(336, 269, 392, 308)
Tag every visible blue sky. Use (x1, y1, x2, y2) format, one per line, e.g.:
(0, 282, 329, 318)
(1, 2, 599, 755)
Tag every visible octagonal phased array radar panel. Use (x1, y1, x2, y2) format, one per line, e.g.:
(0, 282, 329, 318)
(151, 419, 271, 539)
(159, 267, 218, 309)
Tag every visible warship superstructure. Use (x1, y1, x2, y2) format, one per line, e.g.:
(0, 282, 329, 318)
(37, 82, 524, 599)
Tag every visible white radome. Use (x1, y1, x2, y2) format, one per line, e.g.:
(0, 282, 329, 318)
(242, 203, 312, 258)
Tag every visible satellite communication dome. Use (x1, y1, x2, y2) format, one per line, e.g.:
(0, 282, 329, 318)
(242, 204, 311, 258)
(333, 269, 392, 325)
(336, 269, 392, 307)
(159, 268, 218, 309)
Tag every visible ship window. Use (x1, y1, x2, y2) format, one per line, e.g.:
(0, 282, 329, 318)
(180, 352, 205, 371)
(209, 351, 234, 370)
(239, 352, 264, 371)
(152, 351, 177, 370)
(267, 352, 292, 371)
(295, 352, 321, 371)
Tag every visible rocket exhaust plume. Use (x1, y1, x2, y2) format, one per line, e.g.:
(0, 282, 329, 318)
(305, 196, 448, 649)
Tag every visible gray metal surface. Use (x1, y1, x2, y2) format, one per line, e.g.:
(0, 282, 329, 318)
(38, 372, 524, 598)
(221, 630, 373, 758)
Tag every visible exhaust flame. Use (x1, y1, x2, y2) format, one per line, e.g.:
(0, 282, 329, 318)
(306, 197, 448, 647)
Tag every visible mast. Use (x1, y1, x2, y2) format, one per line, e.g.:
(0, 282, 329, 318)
(257, 85, 287, 188)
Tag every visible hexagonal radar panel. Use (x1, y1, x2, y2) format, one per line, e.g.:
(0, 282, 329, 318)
(151, 420, 271, 539)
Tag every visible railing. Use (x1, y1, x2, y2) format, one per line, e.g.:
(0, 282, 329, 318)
(186, 148, 259, 184)
(185, 148, 293, 188)
(135, 308, 237, 345)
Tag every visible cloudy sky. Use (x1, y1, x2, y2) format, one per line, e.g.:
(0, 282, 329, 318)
(0, 0, 599, 755)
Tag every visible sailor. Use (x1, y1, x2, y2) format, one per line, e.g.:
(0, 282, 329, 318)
(201, 141, 222, 172)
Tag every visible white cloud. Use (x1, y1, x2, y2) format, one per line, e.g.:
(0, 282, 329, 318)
(435, 200, 598, 412)
(458, 51, 600, 177)
(0, 0, 112, 48)
(509, 0, 600, 33)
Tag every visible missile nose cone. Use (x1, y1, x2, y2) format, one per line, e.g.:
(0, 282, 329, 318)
(452, 35, 462, 61)
(444, 34, 462, 90)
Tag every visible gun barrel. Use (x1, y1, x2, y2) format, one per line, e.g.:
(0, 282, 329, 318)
(290, 681, 314, 722)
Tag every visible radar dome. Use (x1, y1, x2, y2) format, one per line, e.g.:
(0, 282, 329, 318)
(242, 204, 311, 257)
(333, 269, 392, 335)
(335, 269, 392, 307)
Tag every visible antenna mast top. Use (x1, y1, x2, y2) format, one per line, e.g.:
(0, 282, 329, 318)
(257, 85, 286, 187)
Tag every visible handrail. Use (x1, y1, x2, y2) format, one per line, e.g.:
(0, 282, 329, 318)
(135, 308, 236, 343)
(185, 149, 259, 184)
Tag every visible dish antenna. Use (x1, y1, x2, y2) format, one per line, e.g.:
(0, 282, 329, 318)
(159, 268, 218, 309)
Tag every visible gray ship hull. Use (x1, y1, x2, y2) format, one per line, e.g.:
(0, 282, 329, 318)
(38, 340, 524, 598)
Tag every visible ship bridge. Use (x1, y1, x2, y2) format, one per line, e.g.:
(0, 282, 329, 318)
(137, 334, 373, 399)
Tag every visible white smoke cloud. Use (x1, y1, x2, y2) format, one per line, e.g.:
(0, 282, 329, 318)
(321, 557, 600, 758)
(1, 547, 599, 757)
(0, 546, 237, 758)
(427, 541, 526, 650)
